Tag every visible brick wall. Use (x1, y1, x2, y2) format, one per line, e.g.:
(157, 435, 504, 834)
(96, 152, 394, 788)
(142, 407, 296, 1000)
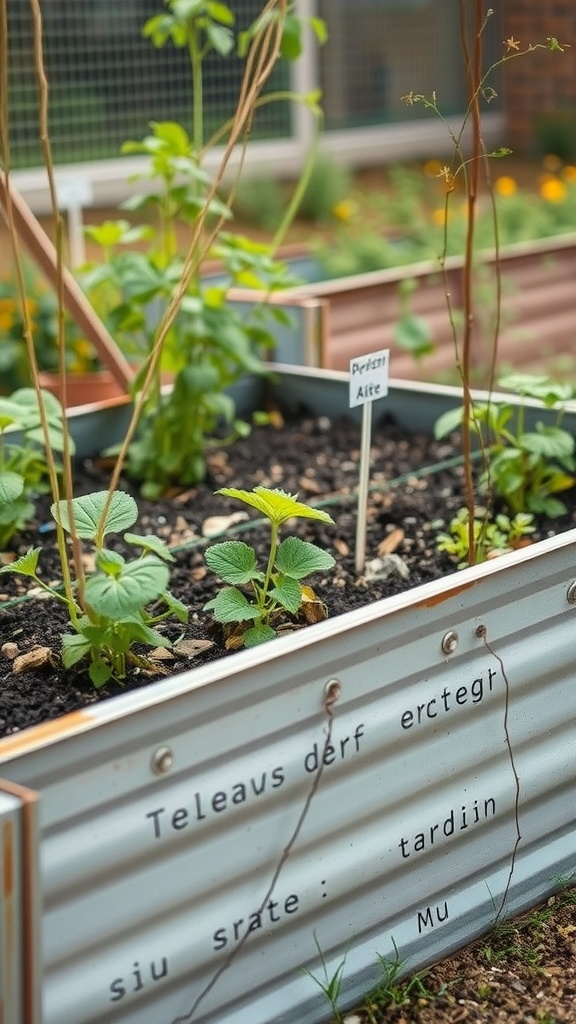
(503, 1, 576, 156)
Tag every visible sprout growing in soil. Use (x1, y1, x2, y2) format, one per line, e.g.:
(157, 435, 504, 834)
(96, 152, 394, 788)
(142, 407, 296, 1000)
(204, 485, 335, 648)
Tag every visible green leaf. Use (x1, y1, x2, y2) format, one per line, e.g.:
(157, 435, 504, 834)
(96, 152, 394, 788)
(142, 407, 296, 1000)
(89, 658, 113, 688)
(123, 532, 175, 562)
(280, 14, 302, 60)
(309, 16, 328, 45)
(244, 623, 277, 647)
(0, 546, 41, 577)
(521, 425, 575, 461)
(26, 423, 73, 454)
(0, 399, 20, 430)
(434, 406, 463, 440)
(0, 470, 24, 503)
(393, 313, 434, 358)
(275, 536, 335, 579)
(85, 556, 169, 618)
(546, 470, 576, 494)
(205, 1, 234, 25)
(216, 486, 335, 527)
(205, 21, 235, 55)
(96, 548, 125, 574)
(497, 373, 573, 406)
(116, 618, 169, 648)
(62, 631, 93, 668)
(527, 494, 567, 517)
(203, 586, 256, 623)
(52, 491, 138, 542)
(172, 0, 204, 19)
(205, 541, 263, 584)
(149, 120, 192, 154)
(161, 590, 189, 623)
(269, 574, 301, 614)
(83, 219, 137, 248)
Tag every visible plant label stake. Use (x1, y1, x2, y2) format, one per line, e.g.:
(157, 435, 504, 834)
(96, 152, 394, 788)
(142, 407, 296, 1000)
(56, 176, 93, 269)
(349, 348, 389, 573)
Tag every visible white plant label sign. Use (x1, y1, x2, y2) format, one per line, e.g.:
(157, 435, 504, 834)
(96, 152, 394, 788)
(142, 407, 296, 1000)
(348, 348, 389, 407)
(349, 348, 390, 571)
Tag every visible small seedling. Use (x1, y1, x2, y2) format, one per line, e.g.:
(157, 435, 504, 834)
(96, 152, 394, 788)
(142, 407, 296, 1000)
(363, 939, 444, 1022)
(0, 490, 187, 686)
(436, 508, 535, 567)
(302, 932, 348, 1024)
(435, 373, 576, 518)
(204, 485, 335, 648)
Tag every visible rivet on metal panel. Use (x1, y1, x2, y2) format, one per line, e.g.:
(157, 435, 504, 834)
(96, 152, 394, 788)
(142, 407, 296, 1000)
(475, 623, 487, 639)
(441, 630, 458, 655)
(324, 678, 342, 710)
(567, 581, 576, 604)
(151, 746, 174, 775)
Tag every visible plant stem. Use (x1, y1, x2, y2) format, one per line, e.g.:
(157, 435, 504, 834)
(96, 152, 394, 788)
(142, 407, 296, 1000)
(459, 0, 484, 566)
(261, 520, 280, 616)
(190, 21, 204, 154)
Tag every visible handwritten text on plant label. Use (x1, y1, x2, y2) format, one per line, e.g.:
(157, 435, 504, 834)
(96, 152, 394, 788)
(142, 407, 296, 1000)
(349, 348, 389, 407)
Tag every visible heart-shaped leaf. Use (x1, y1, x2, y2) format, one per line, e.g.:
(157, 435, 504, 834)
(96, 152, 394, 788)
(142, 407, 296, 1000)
(0, 470, 24, 503)
(205, 541, 264, 584)
(275, 536, 335, 579)
(203, 586, 256, 623)
(244, 623, 277, 647)
(85, 556, 169, 618)
(52, 491, 138, 542)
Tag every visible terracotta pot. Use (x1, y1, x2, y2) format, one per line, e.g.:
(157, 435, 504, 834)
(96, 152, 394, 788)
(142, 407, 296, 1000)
(38, 370, 126, 408)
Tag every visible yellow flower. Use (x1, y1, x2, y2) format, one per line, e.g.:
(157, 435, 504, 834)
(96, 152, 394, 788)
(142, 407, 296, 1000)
(331, 198, 357, 222)
(73, 338, 95, 359)
(540, 177, 567, 203)
(432, 207, 447, 226)
(0, 298, 17, 332)
(494, 175, 517, 197)
(562, 165, 576, 183)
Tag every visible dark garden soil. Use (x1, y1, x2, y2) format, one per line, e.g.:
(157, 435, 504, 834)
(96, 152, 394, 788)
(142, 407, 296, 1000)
(1, 409, 576, 738)
(0, 411, 464, 735)
(2, 410, 576, 1023)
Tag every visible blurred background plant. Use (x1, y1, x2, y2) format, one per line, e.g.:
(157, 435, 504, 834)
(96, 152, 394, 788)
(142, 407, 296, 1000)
(297, 157, 576, 279)
(74, 0, 326, 499)
(0, 262, 100, 394)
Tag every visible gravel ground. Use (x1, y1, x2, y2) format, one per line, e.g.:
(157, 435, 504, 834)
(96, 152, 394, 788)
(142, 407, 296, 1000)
(337, 884, 576, 1024)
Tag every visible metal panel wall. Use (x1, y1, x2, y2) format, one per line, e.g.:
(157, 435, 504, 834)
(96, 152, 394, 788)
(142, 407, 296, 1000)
(1, 526, 576, 1023)
(0, 780, 40, 1024)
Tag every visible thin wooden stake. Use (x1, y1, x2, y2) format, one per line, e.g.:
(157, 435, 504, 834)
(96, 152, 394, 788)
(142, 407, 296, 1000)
(355, 400, 372, 574)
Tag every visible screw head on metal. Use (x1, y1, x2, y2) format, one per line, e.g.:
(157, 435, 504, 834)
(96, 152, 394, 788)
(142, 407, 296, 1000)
(441, 630, 458, 655)
(324, 678, 342, 707)
(567, 581, 576, 605)
(152, 746, 174, 775)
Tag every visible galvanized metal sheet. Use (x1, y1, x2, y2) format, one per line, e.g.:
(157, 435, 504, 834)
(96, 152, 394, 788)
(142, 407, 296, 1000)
(0, 777, 41, 1024)
(2, 527, 576, 1023)
(0, 788, 23, 1024)
(0, 784, 32, 1024)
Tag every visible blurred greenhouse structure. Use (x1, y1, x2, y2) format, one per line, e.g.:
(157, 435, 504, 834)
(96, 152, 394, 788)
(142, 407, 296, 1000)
(5, 1, 574, 212)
